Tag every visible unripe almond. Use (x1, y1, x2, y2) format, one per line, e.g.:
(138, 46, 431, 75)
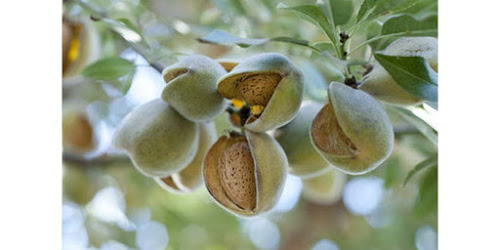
(62, 18, 101, 80)
(310, 82, 394, 175)
(113, 99, 199, 177)
(274, 101, 333, 179)
(302, 169, 346, 205)
(155, 122, 217, 193)
(161, 55, 228, 122)
(203, 130, 287, 217)
(360, 37, 438, 106)
(217, 53, 304, 132)
(62, 107, 96, 154)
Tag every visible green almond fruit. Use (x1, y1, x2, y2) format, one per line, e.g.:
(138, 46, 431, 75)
(274, 101, 333, 179)
(310, 82, 394, 175)
(203, 130, 287, 217)
(62, 105, 96, 155)
(162, 55, 228, 122)
(63, 18, 101, 80)
(360, 37, 438, 106)
(155, 122, 217, 193)
(113, 99, 199, 177)
(217, 53, 304, 132)
(302, 168, 346, 205)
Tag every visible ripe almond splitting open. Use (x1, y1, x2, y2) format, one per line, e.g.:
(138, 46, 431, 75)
(310, 82, 394, 175)
(203, 130, 287, 217)
(217, 53, 304, 132)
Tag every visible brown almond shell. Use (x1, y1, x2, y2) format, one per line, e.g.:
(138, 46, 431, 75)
(203, 130, 288, 217)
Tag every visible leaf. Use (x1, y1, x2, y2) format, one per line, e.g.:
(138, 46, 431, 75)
(296, 59, 328, 102)
(100, 17, 143, 44)
(374, 53, 438, 102)
(116, 18, 145, 39)
(329, 0, 354, 26)
(198, 29, 320, 52)
(413, 166, 437, 216)
(312, 41, 336, 54)
(389, 106, 438, 145)
(381, 14, 437, 36)
(357, 0, 421, 22)
(357, 0, 376, 22)
(197, 29, 268, 47)
(118, 71, 135, 94)
(384, 157, 403, 188)
(277, 3, 339, 51)
(82, 57, 135, 80)
(270, 37, 319, 52)
(404, 154, 437, 185)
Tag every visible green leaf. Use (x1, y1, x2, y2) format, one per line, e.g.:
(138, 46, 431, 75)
(116, 18, 144, 39)
(312, 41, 336, 54)
(82, 57, 135, 80)
(118, 71, 135, 94)
(198, 29, 320, 52)
(384, 157, 403, 188)
(99, 17, 144, 44)
(414, 166, 437, 216)
(357, 0, 376, 22)
(329, 0, 354, 26)
(197, 29, 268, 47)
(374, 53, 438, 102)
(296, 59, 328, 102)
(357, 0, 421, 23)
(381, 14, 437, 36)
(389, 106, 438, 145)
(404, 154, 437, 185)
(277, 3, 340, 54)
(270, 36, 309, 46)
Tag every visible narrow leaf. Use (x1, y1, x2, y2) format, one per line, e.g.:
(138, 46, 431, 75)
(374, 53, 438, 102)
(357, 0, 421, 23)
(197, 29, 268, 47)
(357, 0, 376, 22)
(198, 29, 319, 52)
(82, 57, 135, 80)
(270, 37, 321, 52)
(312, 41, 336, 54)
(404, 154, 437, 185)
(389, 106, 438, 145)
(277, 3, 339, 51)
(381, 14, 437, 36)
(414, 166, 437, 216)
(100, 17, 143, 43)
(329, 0, 354, 25)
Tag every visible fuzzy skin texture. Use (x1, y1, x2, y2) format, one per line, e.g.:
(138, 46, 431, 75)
(203, 130, 288, 217)
(275, 101, 333, 179)
(161, 55, 228, 122)
(217, 53, 304, 132)
(360, 37, 438, 106)
(113, 99, 199, 177)
(155, 122, 217, 193)
(311, 82, 394, 175)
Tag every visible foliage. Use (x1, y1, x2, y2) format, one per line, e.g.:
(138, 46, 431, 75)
(62, 0, 438, 249)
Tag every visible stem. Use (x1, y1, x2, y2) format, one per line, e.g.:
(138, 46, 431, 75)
(72, 0, 164, 73)
(63, 152, 130, 167)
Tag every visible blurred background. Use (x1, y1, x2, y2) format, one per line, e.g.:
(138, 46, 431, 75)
(62, 0, 438, 249)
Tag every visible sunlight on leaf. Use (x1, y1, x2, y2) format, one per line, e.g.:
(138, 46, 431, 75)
(404, 154, 438, 185)
(375, 54, 438, 102)
(82, 57, 135, 80)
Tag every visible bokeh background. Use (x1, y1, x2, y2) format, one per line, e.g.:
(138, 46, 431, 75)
(62, 0, 438, 249)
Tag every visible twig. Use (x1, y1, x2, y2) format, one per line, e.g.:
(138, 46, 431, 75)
(63, 152, 130, 167)
(72, 0, 164, 73)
